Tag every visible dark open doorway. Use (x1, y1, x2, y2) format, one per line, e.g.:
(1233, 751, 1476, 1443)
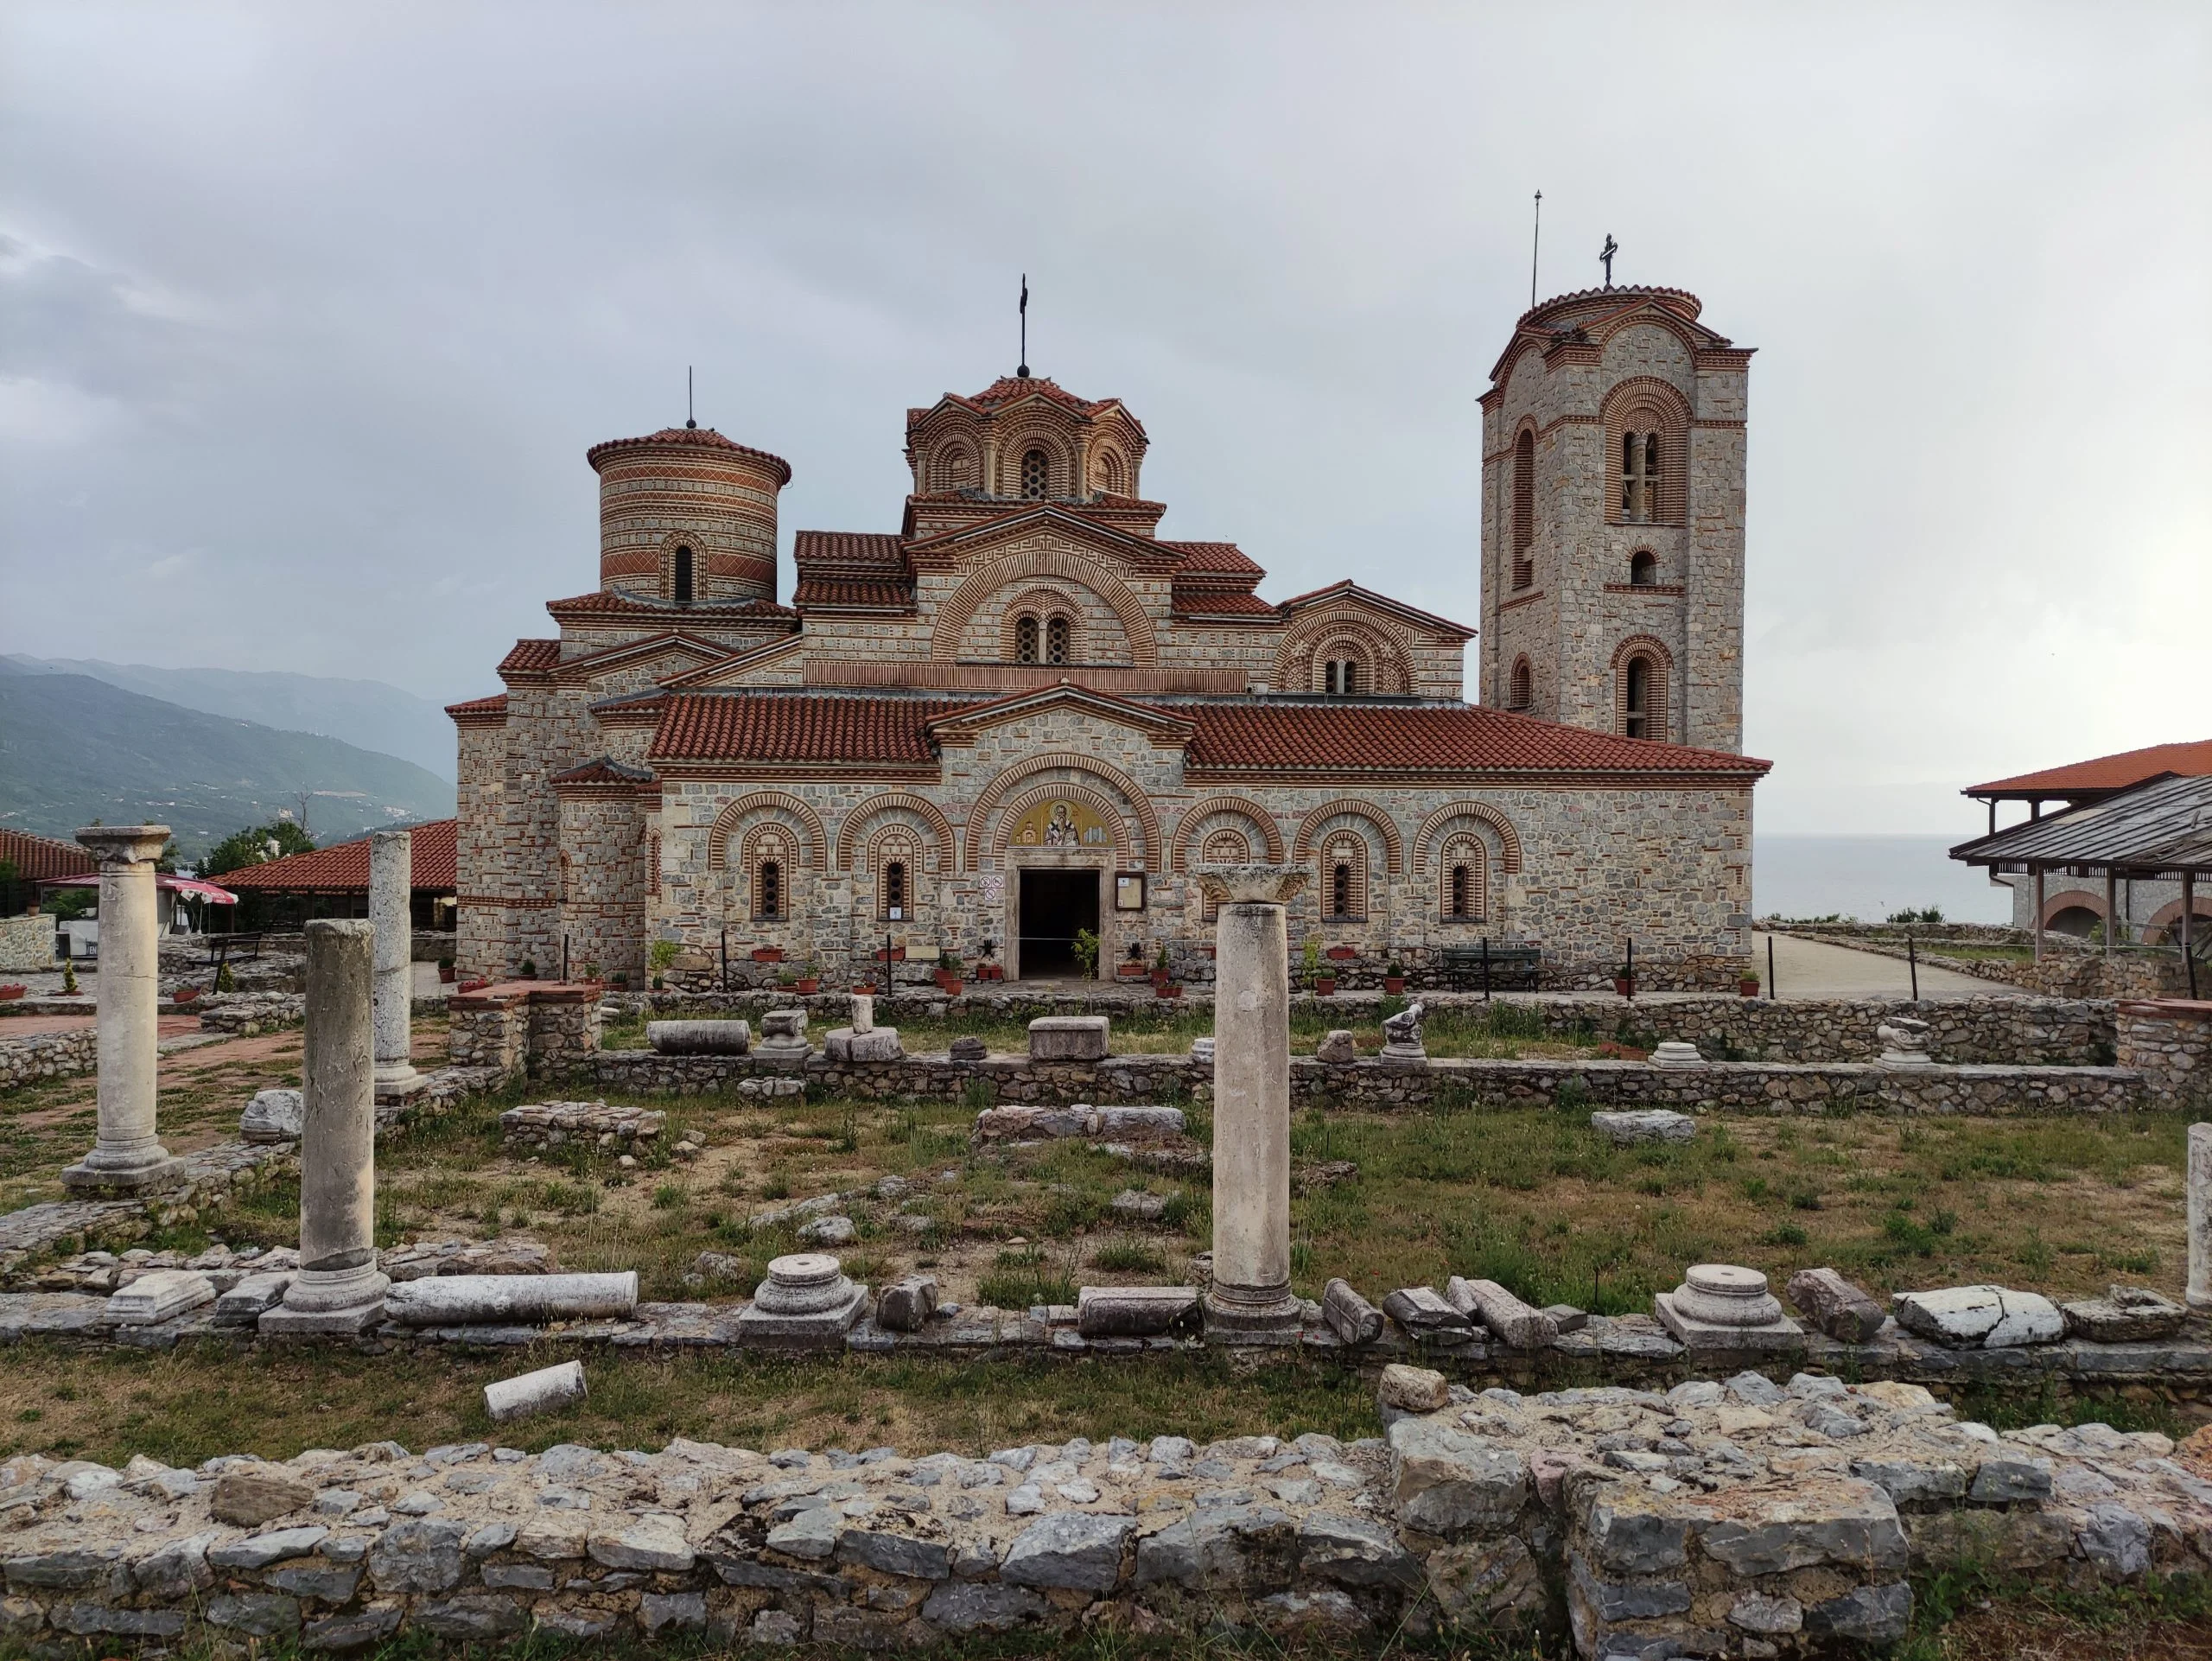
(1018, 868, 1100, 977)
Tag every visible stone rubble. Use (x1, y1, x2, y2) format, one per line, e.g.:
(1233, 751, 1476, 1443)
(498, 1101, 665, 1153)
(1892, 1285, 2066, 1350)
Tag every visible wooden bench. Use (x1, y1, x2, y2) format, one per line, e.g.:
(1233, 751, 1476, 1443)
(1439, 942, 1541, 992)
(207, 932, 264, 966)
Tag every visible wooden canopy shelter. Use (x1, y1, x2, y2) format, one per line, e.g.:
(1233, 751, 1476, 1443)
(1950, 773, 2212, 992)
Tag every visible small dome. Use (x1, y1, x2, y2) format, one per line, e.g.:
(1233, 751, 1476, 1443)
(587, 427, 792, 485)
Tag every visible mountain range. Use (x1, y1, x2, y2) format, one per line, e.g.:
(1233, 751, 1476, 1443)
(0, 661, 457, 859)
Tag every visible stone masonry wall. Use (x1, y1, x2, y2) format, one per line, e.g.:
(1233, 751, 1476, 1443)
(2118, 1000, 2212, 1111)
(0, 913, 55, 974)
(0, 1028, 95, 1092)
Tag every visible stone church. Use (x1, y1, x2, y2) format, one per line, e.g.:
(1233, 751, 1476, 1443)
(448, 285, 1767, 988)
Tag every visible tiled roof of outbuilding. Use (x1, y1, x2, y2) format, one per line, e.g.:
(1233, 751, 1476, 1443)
(584, 427, 792, 484)
(445, 692, 509, 718)
(209, 819, 457, 894)
(0, 828, 95, 883)
(498, 640, 562, 676)
(544, 591, 798, 623)
(1967, 741, 2212, 800)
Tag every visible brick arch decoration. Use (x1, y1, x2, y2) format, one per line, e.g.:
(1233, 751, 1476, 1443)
(705, 791, 828, 872)
(1600, 376, 1692, 527)
(996, 586, 1087, 663)
(2144, 897, 2212, 945)
(988, 780, 1135, 868)
(963, 752, 1162, 871)
(1273, 609, 1414, 695)
(1291, 799, 1404, 876)
(1170, 796, 1287, 871)
(931, 550, 1158, 666)
(1411, 801, 1524, 875)
(992, 420, 1077, 497)
(1610, 633, 1675, 742)
(928, 437, 979, 492)
(835, 792, 957, 874)
(2038, 889, 2107, 928)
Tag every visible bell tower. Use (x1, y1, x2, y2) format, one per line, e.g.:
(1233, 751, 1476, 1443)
(1477, 286, 1751, 754)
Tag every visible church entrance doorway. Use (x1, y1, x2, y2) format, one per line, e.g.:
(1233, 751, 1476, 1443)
(1017, 868, 1100, 978)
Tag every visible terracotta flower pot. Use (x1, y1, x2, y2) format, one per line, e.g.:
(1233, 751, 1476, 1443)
(1325, 945, 1357, 962)
(438, 964, 456, 983)
(938, 978, 963, 996)
(0, 985, 24, 1001)
(1383, 977, 1406, 995)
(1117, 962, 1147, 980)
(1154, 982, 1183, 998)
(1314, 977, 1337, 996)
(752, 946, 785, 964)
(1614, 977, 1635, 997)
(1739, 978, 1760, 998)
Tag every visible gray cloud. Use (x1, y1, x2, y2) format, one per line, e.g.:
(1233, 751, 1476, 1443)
(1, 2, 2205, 833)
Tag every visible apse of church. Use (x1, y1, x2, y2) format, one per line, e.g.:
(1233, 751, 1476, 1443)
(451, 295, 1767, 991)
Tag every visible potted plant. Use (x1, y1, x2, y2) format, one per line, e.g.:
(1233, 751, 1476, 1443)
(1152, 944, 1173, 988)
(173, 985, 202, 1005)
(519, 957, 538, 982)
(935, 951, 963, 996)
(1613, 960, 1636, 999)
(1117, 942, 1148, 980)
(1073, 927, 1101, 981)
(976, 939, 1004, 981)
(794, 958, 820, 996)
(60, 959, 78, 996)
(647, 939, 677, 992)
(1303, 936, 1334, 996)
(752, 945, 785, 964)
(0, 984, 24, 1002)
(1325, 944, 1357, 962)
(1738, 967, 1761, 998)
(438, 956, 456, 984)
(1383, 959, 1407, 996)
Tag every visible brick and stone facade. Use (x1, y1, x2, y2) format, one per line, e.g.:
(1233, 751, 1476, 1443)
(453, 320, 1767, 988)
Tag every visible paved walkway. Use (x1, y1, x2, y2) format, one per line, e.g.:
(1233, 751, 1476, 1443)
(1752, 932, 2001, 1000)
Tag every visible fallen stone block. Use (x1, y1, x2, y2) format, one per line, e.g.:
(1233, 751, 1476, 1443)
(1787, 1266, 1887, 1342)
(239, 1088, 302, 1143)
(798, 1214, 855, 1247)
(381, 1272, 638, 1327)
(1382, 1286, 1471, 1334)
(106, 1270, 214, 1327)
(2062, 1285, 2187, 1343)
(1891, 1285, 2063, 1349)
(1589, 1109, 1696, 1145)
(1314, 1029, 1357, 1066)
(211, 1466, 315, 1528)
(646, 1020, 751, 1055)
(1542, 1303, 1589, 1333)
(824, 1027, 903, 1062)
(1076, 1285, 1198, 1337)
(1109, 1188, 1166, 1220)
(735, 1252, 868, 1346)
(1376, 1363, 1450, 1414)
(1655, 1263, 1803, 1354)
(213, 1271, 293, 1326)
(1322, 1278, 1382, 1346)
(948, 1034, 988, 1061)
(1649, 1041, 1705, 1069)
(876, 1276, 939, 1333)
(484, 1360, 586, 1423)
(1445, 1276, 1559, 1349)
(756, 1008, 810, 1059)
(1028, 1015, 1109, 1061)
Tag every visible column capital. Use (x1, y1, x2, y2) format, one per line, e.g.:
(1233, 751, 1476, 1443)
(76, 825, 171, 867)
(1195, 863, 1308, 907)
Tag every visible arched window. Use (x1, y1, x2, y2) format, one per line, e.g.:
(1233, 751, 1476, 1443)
(672, 545, 694, 605)
(1046, 614, 1071, 665)
(747, 826, 795, 922)
(1508, 656, 1532, 712)
(1440, 835, 1487, 921)
(932, 444, 975, 491)
(1092, 449, 1125, 495)
(1014, 614, 1039, 663)
(1020, 448, 1049, 500)
(874, 829, 918, 921)
(1621, 431, 1662, 524)
(1620, 654, 1656, 740)
(1630, 550, 1657, 587)
(757, 860, 784, 920)
(1198, 828, 1249, 922)
(1511, 429, 1535, 589)
(884, 862, 906, 920)
(1324, 659, 1362, 697)
(1319, 832, 1367, 921)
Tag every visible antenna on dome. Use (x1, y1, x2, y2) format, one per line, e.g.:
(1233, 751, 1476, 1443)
(1529, 192, 1541, 309)
(685, 366, 696, 430)
(1600, 234, 1618, 290)
(1018, 275, 1029, 379)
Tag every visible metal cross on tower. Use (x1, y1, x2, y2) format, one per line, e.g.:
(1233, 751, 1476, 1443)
(1600, 235, 1618, 289)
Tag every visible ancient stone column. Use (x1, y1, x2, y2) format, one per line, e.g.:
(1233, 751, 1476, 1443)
(2189, 1123, 2212, 1310)
(63, 825, 181, 1193)
(263, 920, 389, 1335)
(370, 830, 420, 1096)
(1196, 863, 1308, 1338)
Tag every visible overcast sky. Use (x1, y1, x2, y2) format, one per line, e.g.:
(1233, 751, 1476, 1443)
(3, 3, 2205, 834)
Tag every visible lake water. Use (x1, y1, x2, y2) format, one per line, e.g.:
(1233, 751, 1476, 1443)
(1753, 834, 2012, 925)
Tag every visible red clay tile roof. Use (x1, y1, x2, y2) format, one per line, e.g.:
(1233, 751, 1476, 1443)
(445, 692, 509, 719)
(498, 640, 562, 677)
(651, 696, 976, 767)
(955, 377, 1108, 416)
(1161, 540, 1265, 577)
(1184, 703, 1768, 777)
(544, 591, 798, 622)
(584, 427, 792, 484)
(793, 531, 906, 566)
(209, 819, 457, 894)
(0, 828, 96, 882)
(550, 756, 656, 786)
(792, 578, 916, 609)
(1173, 589, 1277, 618)
(1276, 581, 1476, 640)
(1967, 741, 2212, 799)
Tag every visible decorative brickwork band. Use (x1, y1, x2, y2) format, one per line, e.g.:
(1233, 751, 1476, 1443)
(930, 548, 1159, 666)
(704, 791, 829, 872)
(1410, 800, 1525, 875)
(1170, 797, 1287, 871)
(1290, 799, 1404, 875)
(834, 792, 957, 874)
(962, 752, 1162, 871)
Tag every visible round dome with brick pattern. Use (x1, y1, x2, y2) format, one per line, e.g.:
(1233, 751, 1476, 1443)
(586, 426, 792, 606)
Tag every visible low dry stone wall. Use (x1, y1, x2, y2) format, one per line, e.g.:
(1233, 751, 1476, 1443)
(0, 1376, 2205, 1657)
(0, 1142, 294, 1283)
(583, 1048, 2146, 1117)
(1605, 995, 2113, 1067)
(0, 914, 55, 974)
(0, 1028, 95, 1092)
(196, 994, 305, 1036)
(2119, 1000, 2212, 1110)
